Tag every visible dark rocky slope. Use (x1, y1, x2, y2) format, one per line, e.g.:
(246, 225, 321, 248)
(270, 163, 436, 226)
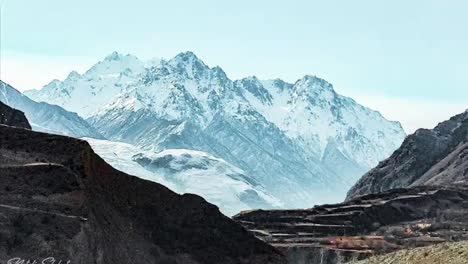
(0, 101, 31, 129)
(234, 186, 468, 264)
(347, 110, 468, 200)
(0, 124, 286, 263)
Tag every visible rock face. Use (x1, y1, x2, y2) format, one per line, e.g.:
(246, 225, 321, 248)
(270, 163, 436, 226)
(0, 81, 103, 138)
(234, 186, 468, 264)
(0, 101, 31, 129)
(347, 110, 468, 200)
(0, 124, 286, 263)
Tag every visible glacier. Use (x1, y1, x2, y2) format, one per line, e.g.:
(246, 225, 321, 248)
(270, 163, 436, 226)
(84, 138, 281, 216)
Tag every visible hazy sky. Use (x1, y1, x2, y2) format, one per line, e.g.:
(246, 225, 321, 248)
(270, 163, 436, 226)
(1, 0, 467, 133)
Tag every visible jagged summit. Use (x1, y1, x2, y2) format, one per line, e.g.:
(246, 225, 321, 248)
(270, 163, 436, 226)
(169, 51, 207, 68)
(297, 74, 331, 85)
(164, 51, 211, 80)
(294, 75, 336, 96)
(104, 50, 123, 61)
(102, 51, 141, 62)
(173, 50, 200, 61)
(85, 52, 144, 77)
(66, 70, 81, 80)
(211, 65, 229, 79)
(235, 76, 273, 104)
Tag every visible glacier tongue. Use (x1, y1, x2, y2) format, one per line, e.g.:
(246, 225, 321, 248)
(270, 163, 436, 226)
(26, 51, 406, 210)
(84, 138, 281, 216)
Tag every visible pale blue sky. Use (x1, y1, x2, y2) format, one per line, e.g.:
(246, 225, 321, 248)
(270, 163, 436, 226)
(1, 0, 467, 132)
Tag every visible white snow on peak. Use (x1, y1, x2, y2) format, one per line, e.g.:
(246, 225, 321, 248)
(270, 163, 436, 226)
(25, 52, 146, 118)
(241, 75, 405, 168)
(85, 52, 145, 77)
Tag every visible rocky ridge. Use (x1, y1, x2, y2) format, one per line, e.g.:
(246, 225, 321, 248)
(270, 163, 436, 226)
(347, 110, 468, 200)
(0, 101, 31, 129)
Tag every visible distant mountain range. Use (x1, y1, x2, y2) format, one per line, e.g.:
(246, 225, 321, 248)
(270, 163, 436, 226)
(0, 81, 103, 138)
(4, 51, 405, 212)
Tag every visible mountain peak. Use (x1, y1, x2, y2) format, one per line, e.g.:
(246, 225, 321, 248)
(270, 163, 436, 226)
(42, 79, 61, 90)
(83, 52, 144, 78)
(235, 76, 273, 104)
(237, 76, 262, 86)
(102, 51, 141, 63)
(245, 75, 260, 82)
(211, 65, 229, 79)
(171, 51, 206, 67)
(300, 74, 330, 84)
(104, 51, 123, 61)
(174, 51, 198, 60)
(66, 71, 81, 80)
(295, 75, 335, 93)
(167, 51, 210, 78)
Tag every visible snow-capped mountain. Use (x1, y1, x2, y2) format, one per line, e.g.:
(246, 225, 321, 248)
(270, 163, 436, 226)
(85, 138, 281, 216)
(0, 81, 103, 138)
(27, 51, 406, 208)
(25, 52, 145, 118)
(242, 76, 405, 176)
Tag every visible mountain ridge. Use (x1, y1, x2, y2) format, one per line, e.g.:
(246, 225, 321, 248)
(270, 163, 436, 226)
(0, 80, 103, 138)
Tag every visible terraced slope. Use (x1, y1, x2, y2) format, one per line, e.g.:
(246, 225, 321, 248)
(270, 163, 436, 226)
(234, 186, 468, 264)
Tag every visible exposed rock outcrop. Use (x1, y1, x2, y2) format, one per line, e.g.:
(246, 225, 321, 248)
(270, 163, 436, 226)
(347, 110, 468, 200)
(234, 186, 468, 264)
(0, 124, 286, 264)
(0, 101, 31, 129)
